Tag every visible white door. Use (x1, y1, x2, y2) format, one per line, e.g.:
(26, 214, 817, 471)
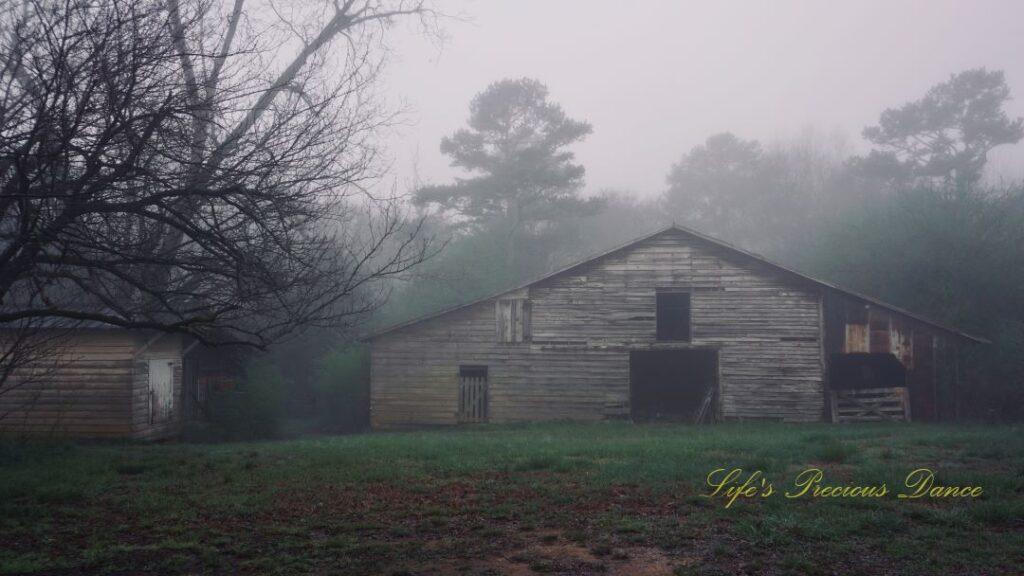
(148, 359, 175, 423)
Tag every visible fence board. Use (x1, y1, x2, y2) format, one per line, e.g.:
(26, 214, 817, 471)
(831, 387, 909, 422)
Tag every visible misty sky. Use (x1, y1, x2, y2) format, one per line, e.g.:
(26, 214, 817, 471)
(379, 0, 1024, 197)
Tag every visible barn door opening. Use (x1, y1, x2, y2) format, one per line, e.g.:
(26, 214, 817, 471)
(630, 350, 717, 423)
(458, 365, 489, 423)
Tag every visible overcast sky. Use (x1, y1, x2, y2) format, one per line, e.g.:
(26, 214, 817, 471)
(380, 0, 1024, 197)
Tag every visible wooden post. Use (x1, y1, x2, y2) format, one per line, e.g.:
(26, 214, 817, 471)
(953, 343, 961, 422)
(931, 336, 939, 422)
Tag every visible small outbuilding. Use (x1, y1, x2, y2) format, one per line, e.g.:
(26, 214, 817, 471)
(0, 327, 185, 439)
(368, 225, 985, 427)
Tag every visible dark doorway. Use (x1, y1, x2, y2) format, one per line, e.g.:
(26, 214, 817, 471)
(630, 350, 718, 422)
(458, 365, 489, 423)
(827, 353, 910, 422)
(828, 353, 906, 389)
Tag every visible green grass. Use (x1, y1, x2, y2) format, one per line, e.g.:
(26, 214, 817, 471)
(1, 422, 1022, 575)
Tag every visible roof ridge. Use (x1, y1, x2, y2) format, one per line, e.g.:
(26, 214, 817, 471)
(366, 223, 988, 343)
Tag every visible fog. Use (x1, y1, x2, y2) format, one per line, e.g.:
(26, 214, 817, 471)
(5, 11, 1024, 571)
(5, 0, 1024, 446)
(382, 0, 1024, 194)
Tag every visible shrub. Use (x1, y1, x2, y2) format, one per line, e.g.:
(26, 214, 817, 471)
(202, 358, 289, 441)
(313, 345, 370, 433)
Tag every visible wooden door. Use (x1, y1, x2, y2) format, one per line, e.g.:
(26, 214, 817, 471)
(458, 367, 488, 423)
(148, 359, 175, 423)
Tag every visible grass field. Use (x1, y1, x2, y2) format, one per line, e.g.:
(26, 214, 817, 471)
(1, 423, 1023, 575)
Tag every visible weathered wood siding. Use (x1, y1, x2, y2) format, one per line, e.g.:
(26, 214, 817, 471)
(0, 330, 182, 439)
(371, 229, 825, 427)
(0, 330, 135, 438)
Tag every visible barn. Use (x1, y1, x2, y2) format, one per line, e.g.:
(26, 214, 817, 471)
(368, 225, 985, 427)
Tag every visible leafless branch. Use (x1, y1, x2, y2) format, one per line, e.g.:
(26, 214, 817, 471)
(0, 0, 439, 398)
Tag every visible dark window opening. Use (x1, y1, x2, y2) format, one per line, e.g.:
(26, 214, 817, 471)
(459, 365, 488, 380)
(656, 292, 691, 341)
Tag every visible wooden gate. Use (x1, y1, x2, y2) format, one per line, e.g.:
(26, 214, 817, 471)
(458, 366, 488, 423)
(831, 387, 911, 422)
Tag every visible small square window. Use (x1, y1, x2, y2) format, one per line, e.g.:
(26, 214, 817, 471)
(656, 292, 691, 341)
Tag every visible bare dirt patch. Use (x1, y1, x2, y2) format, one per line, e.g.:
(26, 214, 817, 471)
(399, 539, 683, 576)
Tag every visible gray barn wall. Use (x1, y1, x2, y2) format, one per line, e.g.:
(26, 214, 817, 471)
(371, 230, 825, 427)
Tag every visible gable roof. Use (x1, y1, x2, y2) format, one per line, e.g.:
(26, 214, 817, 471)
(367, 224, 988, 343)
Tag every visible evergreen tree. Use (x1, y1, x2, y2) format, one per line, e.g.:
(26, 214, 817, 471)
(415, 78, 601, 274)
(856, 68, 1024, 190)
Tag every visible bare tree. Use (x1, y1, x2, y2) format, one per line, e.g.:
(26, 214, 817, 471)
(0, 0, 436, 405)
(0, 0, 433, 336)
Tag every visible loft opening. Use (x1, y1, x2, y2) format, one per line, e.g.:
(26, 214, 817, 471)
(656, 291, 690, 341)
(496, 298, 530, 343)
